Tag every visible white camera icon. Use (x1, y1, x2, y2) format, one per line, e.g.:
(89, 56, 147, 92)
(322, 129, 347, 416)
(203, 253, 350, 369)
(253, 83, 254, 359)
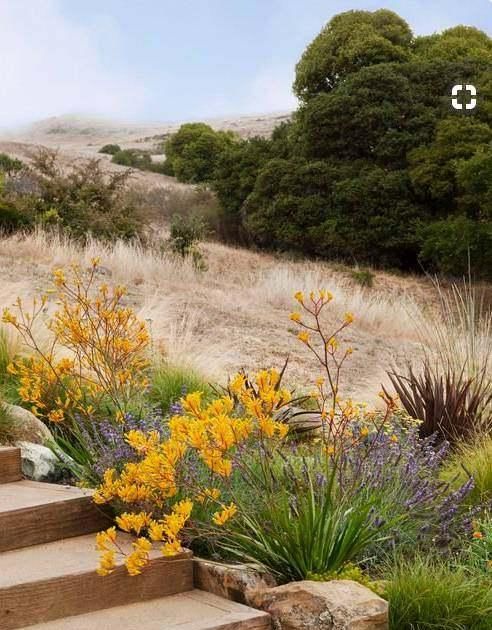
(451, 85, 477, 110)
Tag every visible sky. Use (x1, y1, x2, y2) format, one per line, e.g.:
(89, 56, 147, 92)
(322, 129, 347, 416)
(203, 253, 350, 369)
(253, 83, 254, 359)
(0, 0, 491, 128)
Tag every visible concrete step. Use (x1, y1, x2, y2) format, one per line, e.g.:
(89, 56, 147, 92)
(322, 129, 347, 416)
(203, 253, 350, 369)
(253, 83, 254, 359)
(0, 446, 22, 483)
(0, 533, 194, 629)
(25, 589, 271, 630)
(0, 479, 112, 552)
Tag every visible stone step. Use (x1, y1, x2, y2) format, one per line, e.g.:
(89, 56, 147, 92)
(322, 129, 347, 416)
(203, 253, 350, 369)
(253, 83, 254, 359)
(0, 533, 194, 629)
(25, 589, 271, 630)
(0, 446, 22, 483)
(0, 479, 112, 552)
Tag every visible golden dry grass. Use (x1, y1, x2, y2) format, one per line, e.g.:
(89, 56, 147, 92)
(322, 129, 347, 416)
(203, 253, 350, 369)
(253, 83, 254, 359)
(0, 228, 438, 402)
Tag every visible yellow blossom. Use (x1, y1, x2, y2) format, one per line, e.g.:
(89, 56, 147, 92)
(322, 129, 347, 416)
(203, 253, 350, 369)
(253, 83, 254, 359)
(212, 503, 238, 526)
(297, 331, 310, 344)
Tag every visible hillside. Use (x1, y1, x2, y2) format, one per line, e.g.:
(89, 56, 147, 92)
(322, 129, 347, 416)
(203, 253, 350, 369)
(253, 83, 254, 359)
(0, 113, 464, 402)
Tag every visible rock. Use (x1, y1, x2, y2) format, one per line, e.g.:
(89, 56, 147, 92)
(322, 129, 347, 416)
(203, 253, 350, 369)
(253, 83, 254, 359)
(16, 441, 60, 482)
(251, 580, 388, 630)
(3, 403, 54, 444)
(276, 406, 323, 435)
(194, 558, 277, 606)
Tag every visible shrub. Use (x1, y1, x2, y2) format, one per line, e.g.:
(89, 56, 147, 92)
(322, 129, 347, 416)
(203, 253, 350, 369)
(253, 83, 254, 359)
(168, 214, 208, 270)
(164, 123, 235, 183)
(99, 144, 121, 155)
(112, 149, 152, 170)
(385, 556, 492, 629)
(418, 216, 492, 278)
(53, 409, 167, 485)
(92, 367, 291, 575)
(12, 149, 144, 240)
(0, 153, 24, 175)
(340, 423, 474, 554)
(386, 359, 492, 442)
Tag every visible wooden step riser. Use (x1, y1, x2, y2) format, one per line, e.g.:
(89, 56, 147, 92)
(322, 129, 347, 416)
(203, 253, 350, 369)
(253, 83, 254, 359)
(0, 497, 112, 553)
(0, 555, 194, 629)
(0, 448, 22, 484)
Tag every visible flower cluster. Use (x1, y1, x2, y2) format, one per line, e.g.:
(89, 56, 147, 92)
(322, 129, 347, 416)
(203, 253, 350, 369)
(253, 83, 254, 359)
(93, 368, 290, 575)
(290, 290, 395, 457)
(3, 259, 150, 424)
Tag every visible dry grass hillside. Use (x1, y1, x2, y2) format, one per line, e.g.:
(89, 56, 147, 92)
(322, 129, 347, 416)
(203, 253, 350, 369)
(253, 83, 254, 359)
(0, 114, 481, 403)
(0, 229, 438, 403)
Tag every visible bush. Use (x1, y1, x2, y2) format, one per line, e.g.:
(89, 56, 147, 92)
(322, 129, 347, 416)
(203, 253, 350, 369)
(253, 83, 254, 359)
(418, 216, 492, 278)
(112, 149, 152, 170)
(0, 153, 24, 175)
(164, 123, 235, 183)
(387, 360, 492, 442)
(99, 144, 121, 155)
(168, 214, 208, 270)
(8, 149, 145, 240)
(385, 556, 492, 629)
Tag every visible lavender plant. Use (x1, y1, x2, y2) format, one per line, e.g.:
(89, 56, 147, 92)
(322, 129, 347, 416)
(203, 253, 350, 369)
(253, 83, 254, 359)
(337, 417, 476, 555)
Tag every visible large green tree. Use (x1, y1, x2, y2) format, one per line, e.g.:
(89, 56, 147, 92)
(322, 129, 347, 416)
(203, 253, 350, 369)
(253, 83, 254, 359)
(293, 9, 413, 100)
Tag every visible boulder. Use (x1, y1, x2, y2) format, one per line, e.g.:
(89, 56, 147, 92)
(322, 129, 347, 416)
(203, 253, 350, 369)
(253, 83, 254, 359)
(16, 441, 60, 482)
(251, 580, 388, 630)
(3, 403, 54, 444)
(194, 558, 276, 605)
(276, 407, 323, 435)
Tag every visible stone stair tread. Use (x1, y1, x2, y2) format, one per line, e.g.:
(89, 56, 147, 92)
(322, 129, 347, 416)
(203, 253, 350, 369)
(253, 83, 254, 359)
(24, 589, 271, 630)
(0, 532, 174, 587)
(0, 479, 94, 511)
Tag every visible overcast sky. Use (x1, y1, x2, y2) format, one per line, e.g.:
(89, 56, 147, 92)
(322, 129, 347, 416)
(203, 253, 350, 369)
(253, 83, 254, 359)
(0, 0, 491, 128)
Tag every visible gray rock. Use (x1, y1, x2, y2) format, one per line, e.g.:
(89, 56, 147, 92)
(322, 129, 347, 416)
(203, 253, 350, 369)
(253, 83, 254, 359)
(3, 403, 54, 444)
(16, 441, 60, 481)
(251, 580, 388, 630)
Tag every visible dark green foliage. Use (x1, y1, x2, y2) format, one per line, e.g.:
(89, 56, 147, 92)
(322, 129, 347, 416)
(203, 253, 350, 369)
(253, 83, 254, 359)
(164, 123, 235, 183)
(99, 144, 121, 155)
(168, 214, 208, 269)
(219, 468, 382, 583)
(244, 161, 424, 268)
(222, 10, 491, 277)
(297, 64, 420, 167)
(293, 9, 413, 101)
(112, 149, 152, 170)
(10, 149, 144, 240)
(418, 216, 492, 277)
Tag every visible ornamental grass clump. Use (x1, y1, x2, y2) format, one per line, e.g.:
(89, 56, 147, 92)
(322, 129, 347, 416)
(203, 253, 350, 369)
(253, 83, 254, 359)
(2, 259, 151, 427)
